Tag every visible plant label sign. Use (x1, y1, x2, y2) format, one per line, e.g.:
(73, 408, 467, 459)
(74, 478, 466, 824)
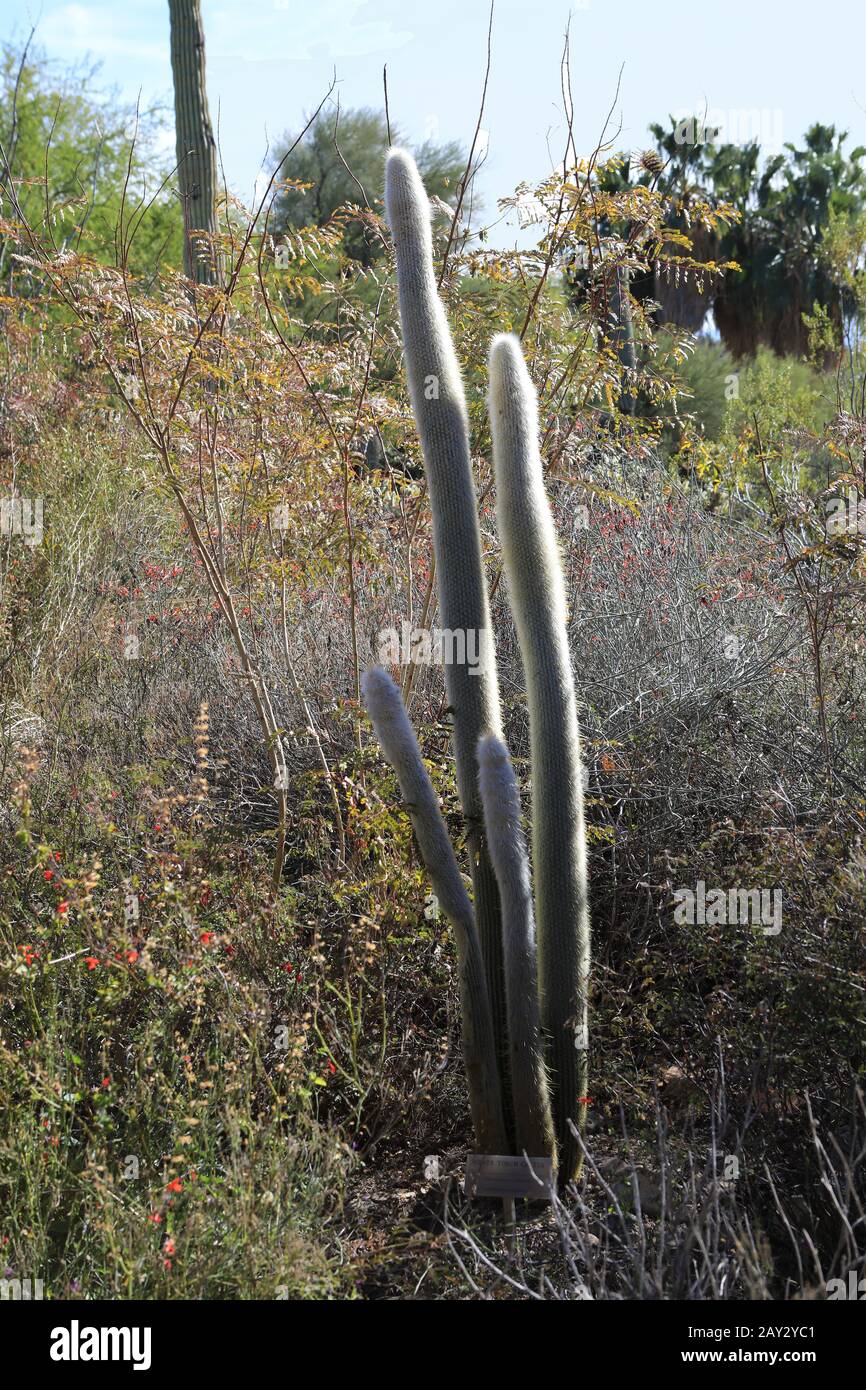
(464, 1154, 554, 1201)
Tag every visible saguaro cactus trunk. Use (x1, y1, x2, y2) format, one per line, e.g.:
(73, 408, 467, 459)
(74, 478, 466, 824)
(169, 0, 220, 285)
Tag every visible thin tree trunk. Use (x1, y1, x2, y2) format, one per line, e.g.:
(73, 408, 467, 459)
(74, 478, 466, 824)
(609, 265, 637, 415)
(169, 0, 220, 285)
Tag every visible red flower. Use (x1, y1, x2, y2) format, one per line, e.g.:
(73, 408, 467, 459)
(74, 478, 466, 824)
(165, 1178, 183, 1194)
(43, 869, 54, 881)
(57, 901, 68, 915)
(101, 1077, 111, 1088)
(126, 949, 139, 964)
(327, 1059, 337, 1075)
(163, 1238, 176, 1256)
(84, 956, 99, 970)
(199, 931, 213, 946)
(147, 1212, 162, 1225)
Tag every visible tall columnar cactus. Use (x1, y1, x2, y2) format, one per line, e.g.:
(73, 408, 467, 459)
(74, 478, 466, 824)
(169, 0, 220, 285)
(365, 149, 590, 1189)
(384, 149, 509, 1101)
(487, 334, 591, 1184)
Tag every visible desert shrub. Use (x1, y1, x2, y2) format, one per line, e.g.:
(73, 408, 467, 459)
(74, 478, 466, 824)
(0, 740, 352, 1298)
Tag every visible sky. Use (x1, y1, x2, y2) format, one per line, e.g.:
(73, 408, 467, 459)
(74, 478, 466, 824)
(4, 0, 866, 236)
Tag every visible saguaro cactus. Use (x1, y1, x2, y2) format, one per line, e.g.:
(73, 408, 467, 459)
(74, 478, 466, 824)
(168, 0, 220, 285)
(365, 149, 590, 1189)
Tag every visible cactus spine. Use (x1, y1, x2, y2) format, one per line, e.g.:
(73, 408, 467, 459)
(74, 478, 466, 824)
(365, 150, 590, 1189)
(362, 668, 507, 1154)
(384, 149, 510, 1106)
(487, 334, 590, 1184)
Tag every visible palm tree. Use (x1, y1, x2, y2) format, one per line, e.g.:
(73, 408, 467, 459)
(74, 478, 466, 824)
(630, 120, 866, 361)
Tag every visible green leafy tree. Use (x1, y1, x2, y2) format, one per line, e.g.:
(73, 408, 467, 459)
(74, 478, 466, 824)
(0, 40, 182, 290)
(269, 106, 465, 267)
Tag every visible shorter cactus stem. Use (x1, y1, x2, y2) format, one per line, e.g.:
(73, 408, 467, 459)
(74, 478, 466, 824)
(362, 667, 507, 1154)
(477, 733, 556, 1165)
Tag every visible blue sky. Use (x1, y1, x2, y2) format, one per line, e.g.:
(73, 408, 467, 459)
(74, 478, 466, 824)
(5, 0, 866, 232)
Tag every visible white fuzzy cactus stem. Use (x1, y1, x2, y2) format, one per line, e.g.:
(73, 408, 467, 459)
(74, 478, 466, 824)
(384, 146, 509, 1104)
(477, 733, 556, 1163)
(487, 333, 590, 1185)
(362, 667, 507, 1154)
